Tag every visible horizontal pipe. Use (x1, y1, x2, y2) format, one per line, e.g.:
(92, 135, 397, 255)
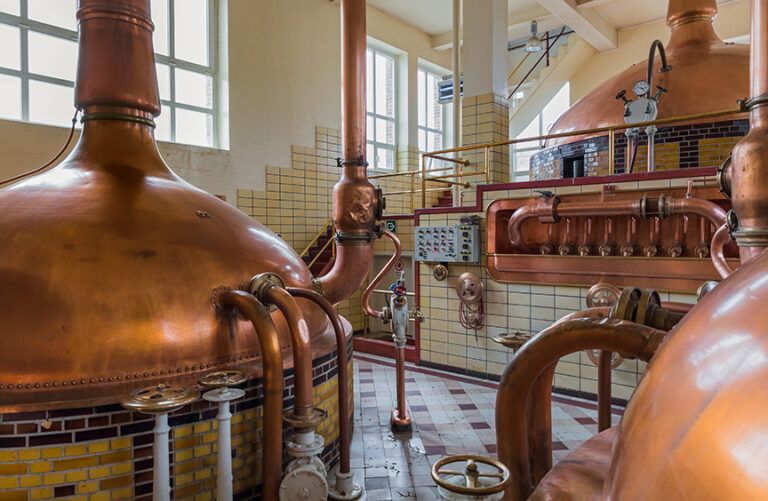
(497, 317, 666, 500)
(286, 287, 351, 475)
(362, 230, 402, 319)
(265, 287, 313, 412)
(217, 290, 283, 501)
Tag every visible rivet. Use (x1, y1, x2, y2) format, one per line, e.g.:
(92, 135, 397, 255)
(160, 370, 165, 375)
(108, 377, 113, 382)
(7, 384, 12, 389)
(98, 378, 104, 382)
(176, 368, 182, 373)
(34, 383, 40, 388)
(89, 379, 95, 383)
(152, 371, 157, 376)
(81, 379, 86, 384)
(53, 382, 58, 387)
(71, 380, 77, 385)
(143, 372, 149, 378)
(62, 382, 68, 386)
(43, 383, 49, 388)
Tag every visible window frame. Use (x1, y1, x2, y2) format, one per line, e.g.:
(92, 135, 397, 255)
(417, 66, 447, 158)
(366, 45, 397, 171)
(0, 0, 220, 148)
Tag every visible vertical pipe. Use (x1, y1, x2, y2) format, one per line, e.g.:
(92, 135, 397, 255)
(452, 0, 462, 205)
(608, 129, 615, 175)
(341, 0, 366, 161)
(396, 347, 407, 420)
(648, 133, 656, 172)
(421, 155, 427, 208)
(216, 400, 234, 501)
(597, 351, 612, 432)
(411, 172, 415, 213)
(485, 146, 490, 184)
(153, 412, 171, 501)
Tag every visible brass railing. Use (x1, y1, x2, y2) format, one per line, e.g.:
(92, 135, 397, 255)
(299, 216, 336, 269)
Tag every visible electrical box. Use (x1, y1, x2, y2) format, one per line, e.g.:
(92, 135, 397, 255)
(415, 217, 480, 263)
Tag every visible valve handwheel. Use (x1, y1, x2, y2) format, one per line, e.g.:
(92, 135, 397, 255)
(431, 455, 510, 496)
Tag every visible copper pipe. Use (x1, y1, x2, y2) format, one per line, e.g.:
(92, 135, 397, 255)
(362, 230, 402, 319)
(496, 317, 666, 500)
(218, 290, 283, 501)
(319, 0, 380, 305)
(395, 347, 407, 421)
(265, 287, 313, 412)
(597, 351, 612, 433)
(525, 307, 610, 487)
(660, 301, 694, 313)
(730, 0, 768, 261)
(711, 223, 736, 278)
(286, 287, 351, 475)
(506, 196, 726, 254)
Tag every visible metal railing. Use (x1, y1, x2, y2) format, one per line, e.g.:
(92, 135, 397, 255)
(299, 217, 336, 269)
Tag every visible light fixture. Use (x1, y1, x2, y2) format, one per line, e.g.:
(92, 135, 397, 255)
(525, 20, 544, 53)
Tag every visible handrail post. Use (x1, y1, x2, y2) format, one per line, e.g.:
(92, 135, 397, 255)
(411, 172, 415, 213)
(609, 129, 615, 175)
(421, 154, 426, 209)
(484, 146, 490, 184)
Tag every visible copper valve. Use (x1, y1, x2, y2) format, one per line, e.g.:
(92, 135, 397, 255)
(540, 242, 556, 255)
(667, 215, 687, 257)
(579, 218, 594, 256)
(431, 455, 511, 498)
(621, 217, 637, 256)
(694, 218, 711, 258)
(559, 218, 577, 255)
(644, 217, 660, 257)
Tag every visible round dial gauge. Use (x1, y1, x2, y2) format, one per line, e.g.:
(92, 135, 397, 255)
(633, 80, 650, 97)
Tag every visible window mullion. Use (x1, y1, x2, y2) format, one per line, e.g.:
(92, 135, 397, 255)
(19, 0, 28, 121)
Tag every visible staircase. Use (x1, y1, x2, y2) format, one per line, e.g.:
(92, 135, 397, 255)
(434, 189, 453, 208)
(508, 31, 573, 113)
(302, 225, 335, 276)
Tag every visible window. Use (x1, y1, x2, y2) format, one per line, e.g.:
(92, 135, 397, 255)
(511, 82, 570, 181)
(0, 0, 219, 148)
(417, 68, 445, 155)
(366, 47, 396, 170)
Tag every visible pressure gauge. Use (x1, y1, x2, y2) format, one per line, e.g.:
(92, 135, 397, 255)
(633, 80, 650, 97)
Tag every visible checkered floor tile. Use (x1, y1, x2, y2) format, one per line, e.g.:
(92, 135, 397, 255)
(349, 354, 621, 500)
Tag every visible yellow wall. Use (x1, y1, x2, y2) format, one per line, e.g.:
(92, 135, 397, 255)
(569, 0, 750, 104)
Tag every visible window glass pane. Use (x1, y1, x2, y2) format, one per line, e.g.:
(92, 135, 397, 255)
(0, 74, 21, 120)
(175, 68, 212, 108)
(366, 50, 374, 113)
(156, 63, 171, 101)
(366, 143, 374, 164)
(374, 52, 393, 118)
(514, 149, 536, 174)
(29, 80, 74, 126)
(174, 0, 209, 66)
(155, 108, 171, 142)
(542, 82, 570, 133)
(516, 115, 540, 144)
(427, 73, 441, 129)
(28, 0, 77, 30)
(175, 108, 212, 147)
(418, 129, 426, 152)
(418, 70, 425, 127)
(376, 147, 393, 170)
(366, 114, 374, 142)
(428, 131, 442, 151)
(28, 31, 77, 81)
(151, 0, 169, 56)
(0, 0, 19, 15)
(0, 23, 20, 70)
(375, 117, 394, 145)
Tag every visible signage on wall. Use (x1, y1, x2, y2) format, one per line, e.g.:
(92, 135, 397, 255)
(394, 258, 405, 272)
(385, 220, 397, 232)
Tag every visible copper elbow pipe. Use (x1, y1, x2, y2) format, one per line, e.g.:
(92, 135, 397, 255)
(669, 198, 726, 228)
(265, 287, 314, 412)
(711, 223, 736, 278)
(362, 229, 402, 319)
(217, 290, 283, 501)
(317, 243, 375, 305)
(497, 317, 666, 501)
(286, 287, 351, 475)
(507, 202, 540, 253)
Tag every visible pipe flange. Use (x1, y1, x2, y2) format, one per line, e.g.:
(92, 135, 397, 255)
(311, 277, 325, 296)
(285, 433, 326, 458)
(328, 470, 364, 500)
(635, 289, 661, 326)
(198, 370, 247, 388)
(335, 231, 377, 245)
(611, 287, 641, 321)
(283, 407, 326, 430)
(697, 280, 719, 300)
(730, 225, 768, 247)
(716, 153, 732, 199)
(491, 331, 533, 349)
(122, 384, 200, 414)
(433, 264, 448, 281)
(246, 273, 286, 305)
(201, 387, 246, 403)
(211, 286, 232, 314)
(743, 93, 768, 111)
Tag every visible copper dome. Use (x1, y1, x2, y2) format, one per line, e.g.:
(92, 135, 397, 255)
(0, 0, 332, 410)
(547, 0, 748, 146)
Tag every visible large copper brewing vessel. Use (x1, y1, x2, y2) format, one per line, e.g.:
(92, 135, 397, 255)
(547, 0, 748, 146)
(0, 0, 333, 410)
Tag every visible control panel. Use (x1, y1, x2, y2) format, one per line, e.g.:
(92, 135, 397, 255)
(415, 217, 480, 263)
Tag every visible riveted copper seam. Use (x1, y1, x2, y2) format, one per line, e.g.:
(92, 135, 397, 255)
(265, 287, 313, 412)
(286, 287, 351, 475)
(496, 317, 666, 500)
(217, 290, 283, 501)
(363, 229, 402, 319)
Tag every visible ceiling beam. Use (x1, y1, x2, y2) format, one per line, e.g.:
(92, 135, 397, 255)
(535, 0, 617, 52)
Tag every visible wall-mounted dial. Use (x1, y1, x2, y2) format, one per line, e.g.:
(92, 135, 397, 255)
(632, 80, 650, 97)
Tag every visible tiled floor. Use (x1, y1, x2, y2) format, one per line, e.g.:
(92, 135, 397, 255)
(349, 354, 622, 500)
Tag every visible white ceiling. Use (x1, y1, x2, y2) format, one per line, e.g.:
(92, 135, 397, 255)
(368, 0, 737, 51)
